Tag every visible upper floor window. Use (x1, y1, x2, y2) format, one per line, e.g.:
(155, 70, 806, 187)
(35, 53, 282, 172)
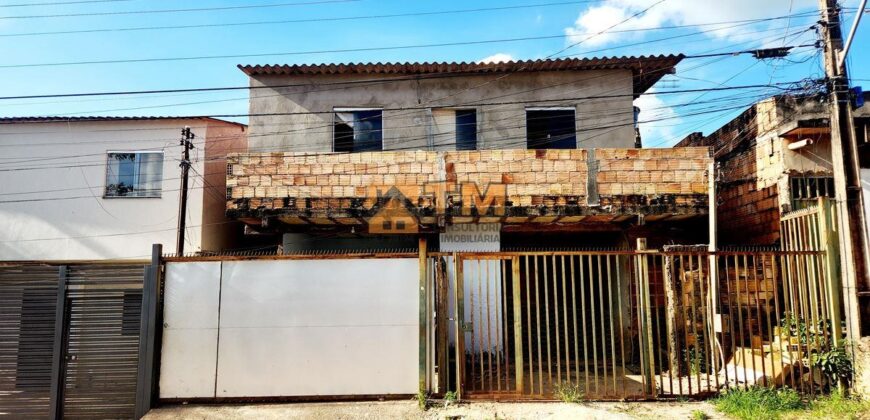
(334, 108, 383, 152)
(104, 151, 163, 198)
(455, 109, 478, 151)
(526, 108, 576, 149)
(432, 108, 478, 150)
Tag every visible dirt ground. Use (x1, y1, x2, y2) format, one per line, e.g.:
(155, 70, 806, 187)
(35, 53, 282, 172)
(145, 400, 721, 420)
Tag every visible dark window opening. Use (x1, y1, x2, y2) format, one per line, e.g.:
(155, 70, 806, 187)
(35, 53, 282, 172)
(334, 110, 383, 152)
(455, 110, 478, 151)
(526, 109, 576, 149)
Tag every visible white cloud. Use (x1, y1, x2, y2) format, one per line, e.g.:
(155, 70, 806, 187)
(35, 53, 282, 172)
(478, 53, 515, 64)
(564, 0, 818, 49)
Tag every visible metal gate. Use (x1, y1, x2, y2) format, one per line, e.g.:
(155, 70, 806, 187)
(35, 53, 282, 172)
(445, 252, 652, 400)
(61, 266, 144, 419)
(430, 245, 841, 400)
(0, 265, 60, 417)
(0, 263, 147, 419)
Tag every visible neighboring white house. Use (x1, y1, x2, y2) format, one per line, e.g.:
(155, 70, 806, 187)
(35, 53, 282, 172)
(0, 116, 247, 260)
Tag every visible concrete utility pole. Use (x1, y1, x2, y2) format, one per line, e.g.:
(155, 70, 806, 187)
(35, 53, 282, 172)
(817, 0, 869, 336)
(176, 126, 195, 256)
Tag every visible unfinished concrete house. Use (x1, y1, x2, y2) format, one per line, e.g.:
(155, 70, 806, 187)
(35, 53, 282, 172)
(228, 56, 717, 252)
(675, 93, 870, 246)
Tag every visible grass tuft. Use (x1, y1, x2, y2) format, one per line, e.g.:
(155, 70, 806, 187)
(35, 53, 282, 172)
(713, 386, 804, 420)
(714, 386, 870, 420)
(553, 381, 585, 404)
(791, 389, 870, 420)
(692, 409, 710, 420)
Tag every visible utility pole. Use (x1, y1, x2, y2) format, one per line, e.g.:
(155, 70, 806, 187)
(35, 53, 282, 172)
(818, 0, 869, 337)
(176, 126, 195, 256)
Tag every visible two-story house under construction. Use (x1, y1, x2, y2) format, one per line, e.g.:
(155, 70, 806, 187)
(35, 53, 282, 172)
(227, 56, 715, 252)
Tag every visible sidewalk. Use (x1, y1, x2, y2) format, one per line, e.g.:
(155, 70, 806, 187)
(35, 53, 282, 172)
(145, 400, 719, 419)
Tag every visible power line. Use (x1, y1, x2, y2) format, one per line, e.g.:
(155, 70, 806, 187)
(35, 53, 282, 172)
(0, 34, 628, 69)
(0, 20, 801, 124)
(0, 59, 686, 135)
(0, 1, 596, 37)
(0, 88, 771, 169)
(0, 81, 808, 123)
(0, 0, 359, 20)
(41, 26, 809, 118)
(554, 0, 666, 57)
(0, 84, 812, 176)
(0, 0, 131, 7)
(0, 13, 822, 69)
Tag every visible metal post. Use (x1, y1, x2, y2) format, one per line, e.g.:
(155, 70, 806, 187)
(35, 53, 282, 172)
(635, 238, 656, 396)
(418, 237, 428, 396)
(511, 256, 524, 393)
(176, 127, 194, 256)
(135, 244, 162, 419)
(818, 198, 844, 345)
(818, 0, 868, 337)
(453, 254, 465, 398)
(48, 265, 68, 420)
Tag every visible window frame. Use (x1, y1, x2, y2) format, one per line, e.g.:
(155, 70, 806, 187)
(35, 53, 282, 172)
(525, 107, 578, 150)
(454, 108, 478, 151)
(332, 107, 385, 152)
(103, 150, 165, 199)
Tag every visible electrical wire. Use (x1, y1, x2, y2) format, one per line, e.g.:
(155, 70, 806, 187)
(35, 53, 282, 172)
(0, 0, 360, 20)
(0, 1, 596, 37)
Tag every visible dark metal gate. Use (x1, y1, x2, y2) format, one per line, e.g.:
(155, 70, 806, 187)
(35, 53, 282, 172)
(0, 265, 60, 417)
(61, 266, 144, 419)
(0, 263, 148, 419)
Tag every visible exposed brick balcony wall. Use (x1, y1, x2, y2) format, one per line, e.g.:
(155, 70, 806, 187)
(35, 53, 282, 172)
(226, 148, 712, 224)
(596, 148, 711, 207)
(446, 149, 588, 207)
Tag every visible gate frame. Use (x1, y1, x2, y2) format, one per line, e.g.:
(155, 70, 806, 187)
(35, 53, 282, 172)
(135, 244, 163, 419)
(47, 266, 68, 420)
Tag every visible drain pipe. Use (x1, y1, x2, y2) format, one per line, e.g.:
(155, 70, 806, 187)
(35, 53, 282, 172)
(787, 138, 814, 151)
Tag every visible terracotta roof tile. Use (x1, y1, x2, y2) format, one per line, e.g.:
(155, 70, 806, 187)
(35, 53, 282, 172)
(238, 55, 684, 95)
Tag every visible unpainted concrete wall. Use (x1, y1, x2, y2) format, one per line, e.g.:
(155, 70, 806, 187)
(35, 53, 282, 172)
(246, 70, 636, 152)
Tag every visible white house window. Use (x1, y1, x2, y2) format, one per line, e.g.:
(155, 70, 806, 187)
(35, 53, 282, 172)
(334, 108, 383, 152)
(104, 151, 164, 198)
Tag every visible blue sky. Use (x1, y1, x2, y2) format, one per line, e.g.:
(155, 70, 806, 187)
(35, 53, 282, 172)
(0, 0, 867, 146)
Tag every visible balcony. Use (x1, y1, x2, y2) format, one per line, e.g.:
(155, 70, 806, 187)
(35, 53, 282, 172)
(226, 148, 712, 229)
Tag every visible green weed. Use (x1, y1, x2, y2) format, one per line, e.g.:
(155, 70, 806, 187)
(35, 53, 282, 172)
(713, 386, 804, 420)
(553, 381, 585, 403)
